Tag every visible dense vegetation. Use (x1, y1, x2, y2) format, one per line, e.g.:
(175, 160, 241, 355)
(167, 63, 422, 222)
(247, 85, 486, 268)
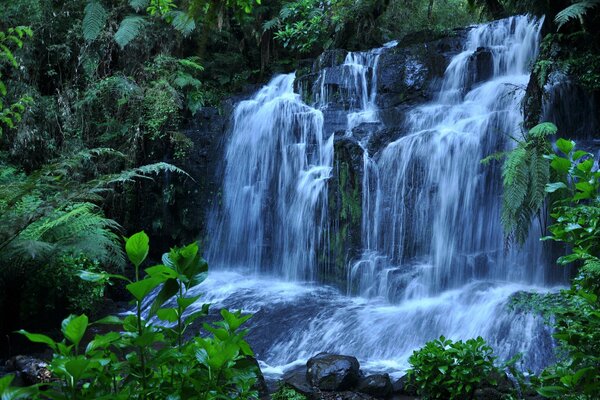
(1, 0, 600, 399)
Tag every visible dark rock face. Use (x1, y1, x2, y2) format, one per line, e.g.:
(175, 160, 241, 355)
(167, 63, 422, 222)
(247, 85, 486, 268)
(283, 365, 316, 395)
(5, 355, 52, 385)
(325, 137, 364, 287)
(356, 373, 393, 397)
(307, 353, 361, 391)
(375, 32, 465, 109)
(392, 375, 417, 396)
(474, 387, 504, 400)
(468, 47, 494, 87)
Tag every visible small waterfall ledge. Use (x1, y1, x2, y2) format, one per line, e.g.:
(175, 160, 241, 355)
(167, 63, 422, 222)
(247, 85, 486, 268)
(197, 15, 566, 376)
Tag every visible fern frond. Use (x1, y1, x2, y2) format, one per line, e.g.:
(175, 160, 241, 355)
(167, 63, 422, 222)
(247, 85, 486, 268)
(171, 11, 196, 36)
(528, 150, 550, 211)
(129, 0, 149, 11)
(83, 1, 108, 41)
(114, 16, 147, 49)
(263, 18, 280, 31)
(555, 0, 600, 30)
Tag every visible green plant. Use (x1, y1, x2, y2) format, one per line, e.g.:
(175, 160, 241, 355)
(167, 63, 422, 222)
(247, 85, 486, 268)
(555, 0, 600, 31)
(407, 336, 498, 399)
(532, 138, 600, 399)
(272, 385, 308, 400)
(0, 26, 33, 137)
(6, 231, 258, 399)
(482, 122, 556, 245)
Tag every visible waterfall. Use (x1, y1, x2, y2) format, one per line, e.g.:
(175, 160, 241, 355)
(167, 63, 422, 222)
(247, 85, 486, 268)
(206, 74, 333, 281)
(200, 15, 561, 375)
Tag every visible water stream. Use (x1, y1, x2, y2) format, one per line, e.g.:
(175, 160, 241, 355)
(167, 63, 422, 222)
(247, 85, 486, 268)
(200, 15, 562, 377)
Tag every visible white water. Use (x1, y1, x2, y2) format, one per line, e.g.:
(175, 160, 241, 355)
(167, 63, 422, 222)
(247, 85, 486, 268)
(201, 15, 561, 376)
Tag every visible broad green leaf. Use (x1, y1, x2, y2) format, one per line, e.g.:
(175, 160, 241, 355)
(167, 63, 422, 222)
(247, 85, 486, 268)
(546, 182, 568, 193)
(125, 231, 149, 267)
(126, 277, 162, 301)
(157, 308, 179, 323)
(221, 309, 252, 331)
(550, 156, 571, 174)
(85, 331, 121, 354)
(17, 330, 56, 351)
(537, 386, 567, 397)
(149, 278, 179, 316)
(555, 138, 574, 155)
(145, 264, 178, 280)
(78, 270, 130, 283)
(177, 295, 201, 311)
(93, 315, 123, 325)
(62, 314, 89, 347)
(65, 358, 91, 382)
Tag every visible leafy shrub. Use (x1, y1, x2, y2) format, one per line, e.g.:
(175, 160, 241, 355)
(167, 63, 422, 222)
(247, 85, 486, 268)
(272, 385, 308, 400)
(407, 336, 498, 399)
(4, 231, 259, 399)
(533, 138, 600, 399)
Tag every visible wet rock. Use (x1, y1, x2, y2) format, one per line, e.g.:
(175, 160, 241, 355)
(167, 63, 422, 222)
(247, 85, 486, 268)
(5, 355, 52, 385)
(488, 370, 514, 394)
(356, 373, 393, 397)
(283, 365, 316, 395)
(392, 375, 417, 396)
(469, 47, 494, 86)
(313, 50, 349, 72)
(306, 353, 361, 391)
(316, 391, 375, 400)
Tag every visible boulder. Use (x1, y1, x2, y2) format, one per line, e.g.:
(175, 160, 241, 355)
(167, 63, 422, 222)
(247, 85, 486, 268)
(317, 391, 375, 400)
(468, 47, 494, 87)
(392, 375, 417, 396)
(283, 365, 316, 396)
(306, 353, 361, 391)
(5, 355, 52, 385)
(356, 373, 393, 397)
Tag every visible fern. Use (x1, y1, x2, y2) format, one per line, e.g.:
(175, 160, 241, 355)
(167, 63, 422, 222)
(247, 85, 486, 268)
(171, 11, 196, 37)
(528, 151, 550, 212)
(83, 0, 108, 42)
(129, 0, 149, 11)
(114, 16, 147, 49)
(555, 0, 600, 30)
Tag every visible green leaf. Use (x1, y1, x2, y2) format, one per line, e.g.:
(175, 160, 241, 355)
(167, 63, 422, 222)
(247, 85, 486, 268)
(83, 1, 108, 41)
(114, 16, 147, 49)
(220, 309, 252, 331)
(125, 231, 149, 267)
(145, 264, 178, 280)
(61, 314, 89, 347)
(149, 278, 179, 316)
(177, 294, 201, 311)
(85, 331, 121, 353)
(555, 138, 574, 155)
(65, 357, 91, 382)
(126, 277, 162, 301)
(529, 122, 557, 138)
(546, 182, 568, 193)
(78, 270, 130, 283)
(157, 308, 179, 323)
(550, 156, 571, 174)
(572, 150, 590, 161)
(537, 386, 568, 397)
(17, 330, 56, 351)
(93, 315, 123, 325)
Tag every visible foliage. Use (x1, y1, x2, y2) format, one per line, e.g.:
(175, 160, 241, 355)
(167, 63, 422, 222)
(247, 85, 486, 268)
(4, 232, 259, 399)
(407, 336, 498, 399)
(272, 385, 308, 400)
(0, 26, 33, 137)
(555, 0, 600, 30)
(521, 138, 600, 399)
(483, 122, 556, 245)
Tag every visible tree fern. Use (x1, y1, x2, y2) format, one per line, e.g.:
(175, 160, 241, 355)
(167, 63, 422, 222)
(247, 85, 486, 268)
(114, 16, 147, 49)
(555, 0, 600, 30)
(494, 123, 557, 245)
(171, 11, 196, 37)
(83, 0, 108, 42)
(129, 0, 149, 12)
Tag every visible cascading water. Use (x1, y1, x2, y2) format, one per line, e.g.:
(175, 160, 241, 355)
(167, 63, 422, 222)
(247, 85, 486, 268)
(199, 15, 562, 376)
